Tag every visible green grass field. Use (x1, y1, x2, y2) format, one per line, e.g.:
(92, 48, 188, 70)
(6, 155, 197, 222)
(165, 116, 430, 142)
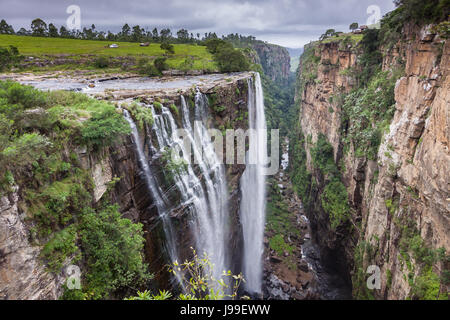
(0, 34, 217, 72)
(318, 33, 363, 44)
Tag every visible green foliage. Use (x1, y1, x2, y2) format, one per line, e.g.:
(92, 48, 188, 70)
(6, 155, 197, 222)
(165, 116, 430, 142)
(321, 179, 350, 229)
(26, 171, 93, 237)
(154, 56, 168, 72)
(0, 45, 23, 71)
(169, 103, 179, 116)
(358, 29, 382, 86)
(179, 56, 195, 71)
(215, 47, 250, 73)
(160, 42, 175, 54)
(81, 104, 130, 149)
(269, 234, 293, 256)
(299, 46, 320, 86)
(289, 128, 314, 211)
(352, 241, 376, 300)
(93, 56, 109, 68)
(124, 102, 154, 128)
(311, 133, 338, 176)
(0, 80, 47, 111)
(205, 39, 249, 72)
(40, 225, 80, 272)
(0, 34, 217, 73)
(153, 101, 163, 112)
(125, 290, 172, 300)
(349, 22, 359, 31)
(0, 81, 149, 300)
(79, 205, 150, 299)
(137, 57, 162, 76)
(1, 133, 51, 167)
(212, 105, 226, 113)
(393, 0, 450, 24)
(168, 248, 244, 300)
(341, 69, 403, 160)
(410, 267, 443, 300)
(161, 147, 188, 184)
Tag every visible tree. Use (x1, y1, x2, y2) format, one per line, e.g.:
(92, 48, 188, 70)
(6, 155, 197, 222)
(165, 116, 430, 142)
(319, 28, 336, 41)
(350, 22, 359, 31)
(0, 19, 14, 34)
(214, 45, 249, 73)
(0, 46, 23, 71)
(154, 56, 168, 72)
(31, 18, 48, 36)
(48, 23, 58, 37)
(131, 25, 143, 42)
(152, 28, 159, 42)
(160, 28, 172, 41)
(120, 23, 131, 40)
(17, 28, 28, 36)
(160, 42, 175, 54)
(176, 28, 189, 43)
(59, 26, 69, 38)
(78, 205, 150, 299)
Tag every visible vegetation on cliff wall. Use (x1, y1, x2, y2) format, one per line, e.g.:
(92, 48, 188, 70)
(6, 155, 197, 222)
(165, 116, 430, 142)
(290, 130, 350, 230)
(291, 0, 449, 299)
(0, 81, 150, 299)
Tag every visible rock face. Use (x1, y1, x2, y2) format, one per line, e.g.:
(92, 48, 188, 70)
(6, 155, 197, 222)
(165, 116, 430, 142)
(0, 188, 65, 299)
(294, 24, 449, 299)
(0, 73, 252, 299)
(252, 43, 291, 84)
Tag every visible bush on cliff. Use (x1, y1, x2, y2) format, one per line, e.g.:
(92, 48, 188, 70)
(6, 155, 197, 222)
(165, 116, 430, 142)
(0, 81, 150, 300)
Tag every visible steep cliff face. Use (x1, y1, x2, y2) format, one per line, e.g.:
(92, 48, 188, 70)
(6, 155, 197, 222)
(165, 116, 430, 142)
(0, 73, 251, 299)
(292, 23, 449, 299)
(252, 43, 291, 84)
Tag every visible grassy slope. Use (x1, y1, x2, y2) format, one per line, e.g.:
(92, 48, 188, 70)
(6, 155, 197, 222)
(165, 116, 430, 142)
(0, 34, 216, 71)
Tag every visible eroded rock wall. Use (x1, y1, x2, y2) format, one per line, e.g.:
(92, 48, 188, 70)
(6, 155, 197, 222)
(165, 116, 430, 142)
(0, 74, 251, 299)
(295, 25, 449, 299)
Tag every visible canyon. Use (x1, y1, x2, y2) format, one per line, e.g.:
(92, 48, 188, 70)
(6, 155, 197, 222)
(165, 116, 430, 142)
(0, 5, 449, 301)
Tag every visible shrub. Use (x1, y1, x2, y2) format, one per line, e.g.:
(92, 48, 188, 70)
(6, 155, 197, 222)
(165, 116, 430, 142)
(93, 56, 109, 68)
(154, 56, 168, 72)
(80, 104, 130, 149)
(160, 42, 175, 54)
(311, 133, 337, 176)
(137, 57, 161, 76)
(321, 179, 350, 229)
(1, 133, 51, 167)
(125, 102, 153, 128)
(269, 234, 293, 256)
(214, 45, 250, 73)
(0, 80, 47, 111)
(0, 45, 23, 71)
(79, 205, 150, 299)
(40, 225, 79, 272)
(169, 103, 179, 116)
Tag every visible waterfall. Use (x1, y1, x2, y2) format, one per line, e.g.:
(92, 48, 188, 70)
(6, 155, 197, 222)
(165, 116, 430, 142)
(123, 109, 181, 276)
(123, 93, 229, 291)
(240, 73, 268, 294)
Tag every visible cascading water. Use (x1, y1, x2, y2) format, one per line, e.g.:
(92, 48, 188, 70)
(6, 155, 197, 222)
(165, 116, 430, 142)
(124, 92, 230, 290)
(240, 73, 268, 294)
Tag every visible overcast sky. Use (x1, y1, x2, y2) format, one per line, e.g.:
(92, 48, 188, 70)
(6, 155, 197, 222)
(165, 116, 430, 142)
(1, 0, 396, 48)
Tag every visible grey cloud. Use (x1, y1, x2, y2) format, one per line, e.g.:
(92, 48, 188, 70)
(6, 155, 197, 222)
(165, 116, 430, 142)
(0, 0, 396, 48)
